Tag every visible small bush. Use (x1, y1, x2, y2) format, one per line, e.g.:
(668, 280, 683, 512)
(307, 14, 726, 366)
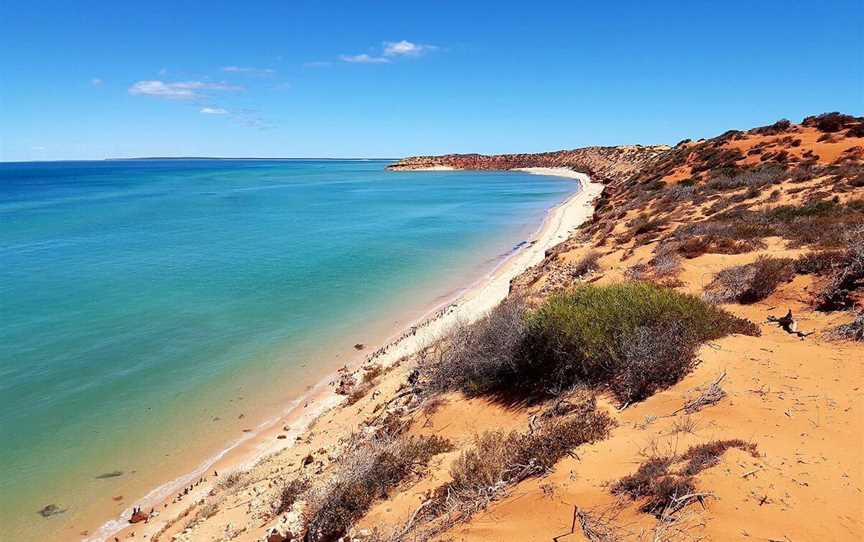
(304, 433, 452, 542)
(216, 470, 247, 491)
(705, 164, 786, 192)
(802, 112, 861, 133)
(569, 250, 601, 278)
(420, 297, 527, 396)
(612, 440, 757, 516)
(276, 477, 310, 514)
(814, 228, 864, 310)
(750, 119, 792, 136)
(703, 257, 795, 304)
(447, 403, 613, 497)
(519, 283, 758, 403)
(826, 313, 864, 341)
(794, 250, 847, 275)
(679, 439, 757, 475)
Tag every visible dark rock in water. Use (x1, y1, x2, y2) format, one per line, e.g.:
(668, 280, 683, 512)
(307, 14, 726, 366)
(96, 470, 123, 479)
(276, 434, 287, 439)
(353, 343, 365, 350)
(38, 504, 66, 517)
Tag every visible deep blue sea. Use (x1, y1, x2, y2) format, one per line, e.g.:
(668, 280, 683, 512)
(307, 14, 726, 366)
(0, 159, 575, 540)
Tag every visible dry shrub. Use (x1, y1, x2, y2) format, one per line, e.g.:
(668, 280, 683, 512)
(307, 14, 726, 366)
(276, 477, 310, 515)
(570, 250, 602, 278)
(679, 439, 757, 476)
(672, 223, 768, 257)
(802, 112, 862, 133)
(631, 214, 667, 236)
(750, 119, 792, 136)
(703, 256, 795, 304)
(813, 227, 864, 310)
(446, 404, 613, 500)
(216, 470, 247, 491)
(304, 433, 452, 542)
(826, 313, 864, 341)
(705, 164, 786, 192)
(419, 297, 527, 396)
(612, 440, 757, 517)
(344, 365, 384, 405)
(794, 250, 848, 275)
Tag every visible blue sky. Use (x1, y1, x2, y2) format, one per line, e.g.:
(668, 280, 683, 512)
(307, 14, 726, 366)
(1, 0, 861, 161)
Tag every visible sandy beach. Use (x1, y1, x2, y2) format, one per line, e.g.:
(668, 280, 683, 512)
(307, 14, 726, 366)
(83, 167, 602, 542)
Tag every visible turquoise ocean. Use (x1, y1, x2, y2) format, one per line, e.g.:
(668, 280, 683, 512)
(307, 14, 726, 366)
(0, 159, 576, 540)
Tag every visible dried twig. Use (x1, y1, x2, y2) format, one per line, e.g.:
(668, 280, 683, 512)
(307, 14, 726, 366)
(672, 372, 727, 415)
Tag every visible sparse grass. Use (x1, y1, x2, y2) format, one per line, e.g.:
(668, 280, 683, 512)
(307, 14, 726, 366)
(612, 440, 758, 516)
(703, 256, 795, 304)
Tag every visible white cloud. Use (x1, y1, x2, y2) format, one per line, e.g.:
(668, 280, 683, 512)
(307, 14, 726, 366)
(200, 107, 228, 115)
(128, 80, 243, 99)
(90, 78, 103, 86)
(222, 66, 276, 75)
(339, 53, 391, 64)
(383, 40, 436, 57)
(340, 40, 438, 64)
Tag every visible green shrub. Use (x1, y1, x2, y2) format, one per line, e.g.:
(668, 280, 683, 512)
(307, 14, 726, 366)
(519, 283, 758, 403)
(421, 283, 758, 405)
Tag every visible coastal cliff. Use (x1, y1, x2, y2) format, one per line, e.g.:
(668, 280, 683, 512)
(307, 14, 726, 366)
(108, 113, 863, 542)
(387, 144, 670, 184)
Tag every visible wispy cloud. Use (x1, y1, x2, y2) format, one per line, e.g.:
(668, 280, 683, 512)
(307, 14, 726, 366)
(199, 107, 228, 115)
(340, 40, 438, 64)
(303, 61, 332, 68)
(383, 40, 437, 57)
(90, 78, 103, 86)
(339, 53, 391, 64)
(128, 80, 243, 99)
(221, 66, 276, 75)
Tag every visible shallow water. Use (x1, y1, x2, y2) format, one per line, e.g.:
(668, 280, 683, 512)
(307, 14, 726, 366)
(0, 159, 575, 540)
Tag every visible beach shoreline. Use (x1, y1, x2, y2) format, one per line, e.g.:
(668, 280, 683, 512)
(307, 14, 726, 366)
(83, 166, 602, 542)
